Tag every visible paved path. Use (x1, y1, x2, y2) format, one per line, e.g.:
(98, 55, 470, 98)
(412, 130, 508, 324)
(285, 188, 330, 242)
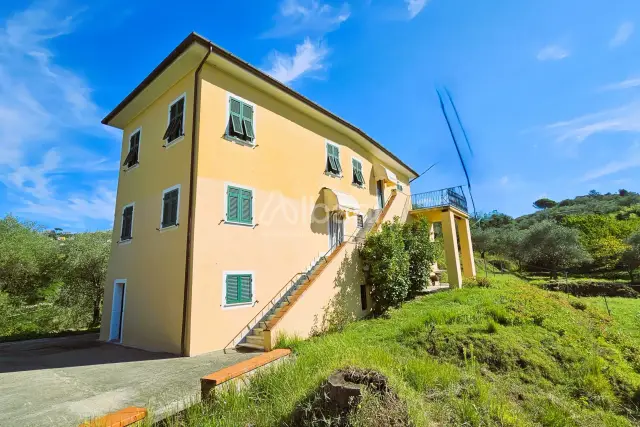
(0, 334, 256, 427)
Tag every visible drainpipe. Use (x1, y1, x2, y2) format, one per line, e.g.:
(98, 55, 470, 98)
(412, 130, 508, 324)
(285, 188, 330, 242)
(181, 44, 213, 356)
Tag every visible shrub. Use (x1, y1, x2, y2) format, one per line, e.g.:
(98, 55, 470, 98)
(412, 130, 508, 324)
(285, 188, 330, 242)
(570, 299, 587, 311)
(462, 277, 493, 288)
(402, 217, 437, 295)
(360, 219, 409, 315)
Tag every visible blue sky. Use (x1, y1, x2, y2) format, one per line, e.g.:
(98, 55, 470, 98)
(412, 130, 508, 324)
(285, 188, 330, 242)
(0, 0, 639, 231)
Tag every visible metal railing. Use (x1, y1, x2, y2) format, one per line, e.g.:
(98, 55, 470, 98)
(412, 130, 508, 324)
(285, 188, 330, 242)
(410, 186, 468, 213)
(223, 233, 364, 352)
(223, 190, 398, 352)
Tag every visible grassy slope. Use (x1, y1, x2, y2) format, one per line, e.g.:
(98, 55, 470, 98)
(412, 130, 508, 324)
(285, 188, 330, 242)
(163, 274, 640, 426)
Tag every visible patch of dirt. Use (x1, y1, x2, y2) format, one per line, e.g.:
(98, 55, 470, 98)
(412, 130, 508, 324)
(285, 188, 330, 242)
(289, 367, 411, 426)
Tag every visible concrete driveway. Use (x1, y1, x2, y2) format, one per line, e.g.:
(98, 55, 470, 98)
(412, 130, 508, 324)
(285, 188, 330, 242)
(0, 334, 256, 427)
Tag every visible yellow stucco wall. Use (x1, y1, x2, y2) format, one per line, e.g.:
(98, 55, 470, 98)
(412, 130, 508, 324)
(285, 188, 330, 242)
(186, 64, 411, 355)
(101, 59, 414, 356)
(99, 71, 195, 354)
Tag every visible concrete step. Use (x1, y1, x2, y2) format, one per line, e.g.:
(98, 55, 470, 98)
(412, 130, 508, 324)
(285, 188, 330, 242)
(246, 335, 264, 346)
(236, 342, 265, 351)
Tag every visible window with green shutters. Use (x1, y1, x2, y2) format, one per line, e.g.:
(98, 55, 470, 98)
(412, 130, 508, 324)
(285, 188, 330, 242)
(326, 142, 341, 175)
(163, 96, 185, 144)
(225, 274, 253, 305)
(161, 187, 180, 228)
(121, 205, 134, 241)
(227, 96, 255, 143)
(227, 186, 253, 224)
(352, 158, 364, 186)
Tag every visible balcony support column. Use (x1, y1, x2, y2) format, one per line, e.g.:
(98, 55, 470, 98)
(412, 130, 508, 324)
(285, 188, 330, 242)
(441, 209, 462, 288)
(456, 216, 476, 279)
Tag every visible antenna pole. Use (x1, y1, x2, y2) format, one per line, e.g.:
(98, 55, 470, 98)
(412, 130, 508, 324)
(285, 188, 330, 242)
(437, 89, 477, 215)
(445, 88, 474, 157)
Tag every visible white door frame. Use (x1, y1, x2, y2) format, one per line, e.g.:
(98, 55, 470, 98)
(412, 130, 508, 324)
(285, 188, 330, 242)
(109, 280, 127, 343)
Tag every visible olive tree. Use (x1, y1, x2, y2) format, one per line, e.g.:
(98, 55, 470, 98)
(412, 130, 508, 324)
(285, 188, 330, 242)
(0, 215, 60, 303)
(520, 220, 590, 278)
(58, 231, 111, 327)
(621, 231, 640, 282)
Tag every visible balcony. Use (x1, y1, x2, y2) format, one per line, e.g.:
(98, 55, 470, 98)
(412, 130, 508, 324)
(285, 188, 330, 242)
(410, 186, 468, 214)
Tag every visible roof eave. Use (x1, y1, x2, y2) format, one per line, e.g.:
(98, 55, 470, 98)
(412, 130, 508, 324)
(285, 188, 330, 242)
(101, 32, 419, 179)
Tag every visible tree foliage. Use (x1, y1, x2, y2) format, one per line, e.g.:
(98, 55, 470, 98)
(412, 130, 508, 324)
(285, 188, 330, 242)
(621, 231, 640, 281)
(360, 219, 409, 315)
(402, 217, 438, 296)
(533, 198, 557, 210)
(0, 214, 112, 331)
(520, 221, 591, 277)
(361, 217, 438, 315)
(0, 215, 60, 303)
(58, 231, 111, 327)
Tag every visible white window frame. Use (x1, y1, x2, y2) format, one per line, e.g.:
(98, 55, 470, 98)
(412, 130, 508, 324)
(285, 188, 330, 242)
(125, 127, 142, 171)
(223, 182, 256, 227)
(109, 279, 127, 343)
(221, 271, 256, 309)
(160, 184, 181, 231)
(165, 93, 187, 148)
(351, 156, 365, 188)
(225, 92, 257, 147)
(325, 140, 342, 178)
(119, 202, 135, 244)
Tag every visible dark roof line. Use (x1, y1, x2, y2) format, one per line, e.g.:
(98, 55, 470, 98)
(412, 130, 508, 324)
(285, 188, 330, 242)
(102, 32, 418, 177)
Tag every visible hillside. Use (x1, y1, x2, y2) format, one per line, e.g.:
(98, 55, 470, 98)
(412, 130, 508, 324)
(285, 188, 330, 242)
(473, 190, 640, 279)
(159, 273, 640, 426)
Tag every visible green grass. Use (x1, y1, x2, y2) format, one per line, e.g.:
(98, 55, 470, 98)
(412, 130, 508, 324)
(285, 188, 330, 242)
(159, 273, 640, 426)
(0, 292, 93, 342)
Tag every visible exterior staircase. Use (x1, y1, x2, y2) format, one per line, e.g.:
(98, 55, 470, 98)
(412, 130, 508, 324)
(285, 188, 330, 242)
(228, 189, 398, 352)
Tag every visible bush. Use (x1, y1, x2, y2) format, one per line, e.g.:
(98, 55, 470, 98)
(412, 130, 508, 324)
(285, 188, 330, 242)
(462, 277, 493, 288)
(360, 219, 409, 315)
(402, 217, 437, 295)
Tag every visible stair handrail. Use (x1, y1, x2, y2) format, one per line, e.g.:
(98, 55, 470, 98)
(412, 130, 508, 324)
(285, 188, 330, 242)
(223, 191, 398, 352)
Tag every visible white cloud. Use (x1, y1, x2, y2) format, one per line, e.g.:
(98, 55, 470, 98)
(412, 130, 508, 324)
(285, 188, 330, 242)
(264, 38, 329, 84)
(536, 45, 570, 61)
(263, 0, 350, 39)
(610, 22, 634, 48)
(499, 176, 510, 186)
(406, 0, 428, 19)
(545, 102, 640, 143)
(581, 143, 640, 181)
(600, 77, 640, 91)
(17, 183, 117, 224)
(0, 3, 118, 228)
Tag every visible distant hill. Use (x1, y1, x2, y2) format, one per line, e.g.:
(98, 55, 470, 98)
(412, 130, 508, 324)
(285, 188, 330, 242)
(473, 190, 640, 277)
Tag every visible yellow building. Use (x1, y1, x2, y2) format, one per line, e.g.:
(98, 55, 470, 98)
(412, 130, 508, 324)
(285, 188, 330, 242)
(100, 33, 475, 356)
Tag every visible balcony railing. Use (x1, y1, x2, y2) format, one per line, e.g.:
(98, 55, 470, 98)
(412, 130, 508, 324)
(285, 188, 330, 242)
(411, 186, 468, 213)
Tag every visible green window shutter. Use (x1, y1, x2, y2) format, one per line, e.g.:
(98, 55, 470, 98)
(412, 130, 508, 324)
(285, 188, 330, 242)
(121, 206, 133, 240)
(229, 98, 244, 135)
(239, 189, 253, 224)
(226, 275, 239, 304)
(326, 144, 341, 174)
(239, 275, 252, 303)
(332, 145, 341, 172)
(162, 189, 179, 227)
(241, 103, 255, 140)
(352, 159, 364, 185)
(227, 187, 240, 222)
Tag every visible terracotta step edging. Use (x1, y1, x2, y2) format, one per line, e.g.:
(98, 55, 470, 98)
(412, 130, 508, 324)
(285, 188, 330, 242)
(201, 349, 291, 399)
(79, 407, 146, 427)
